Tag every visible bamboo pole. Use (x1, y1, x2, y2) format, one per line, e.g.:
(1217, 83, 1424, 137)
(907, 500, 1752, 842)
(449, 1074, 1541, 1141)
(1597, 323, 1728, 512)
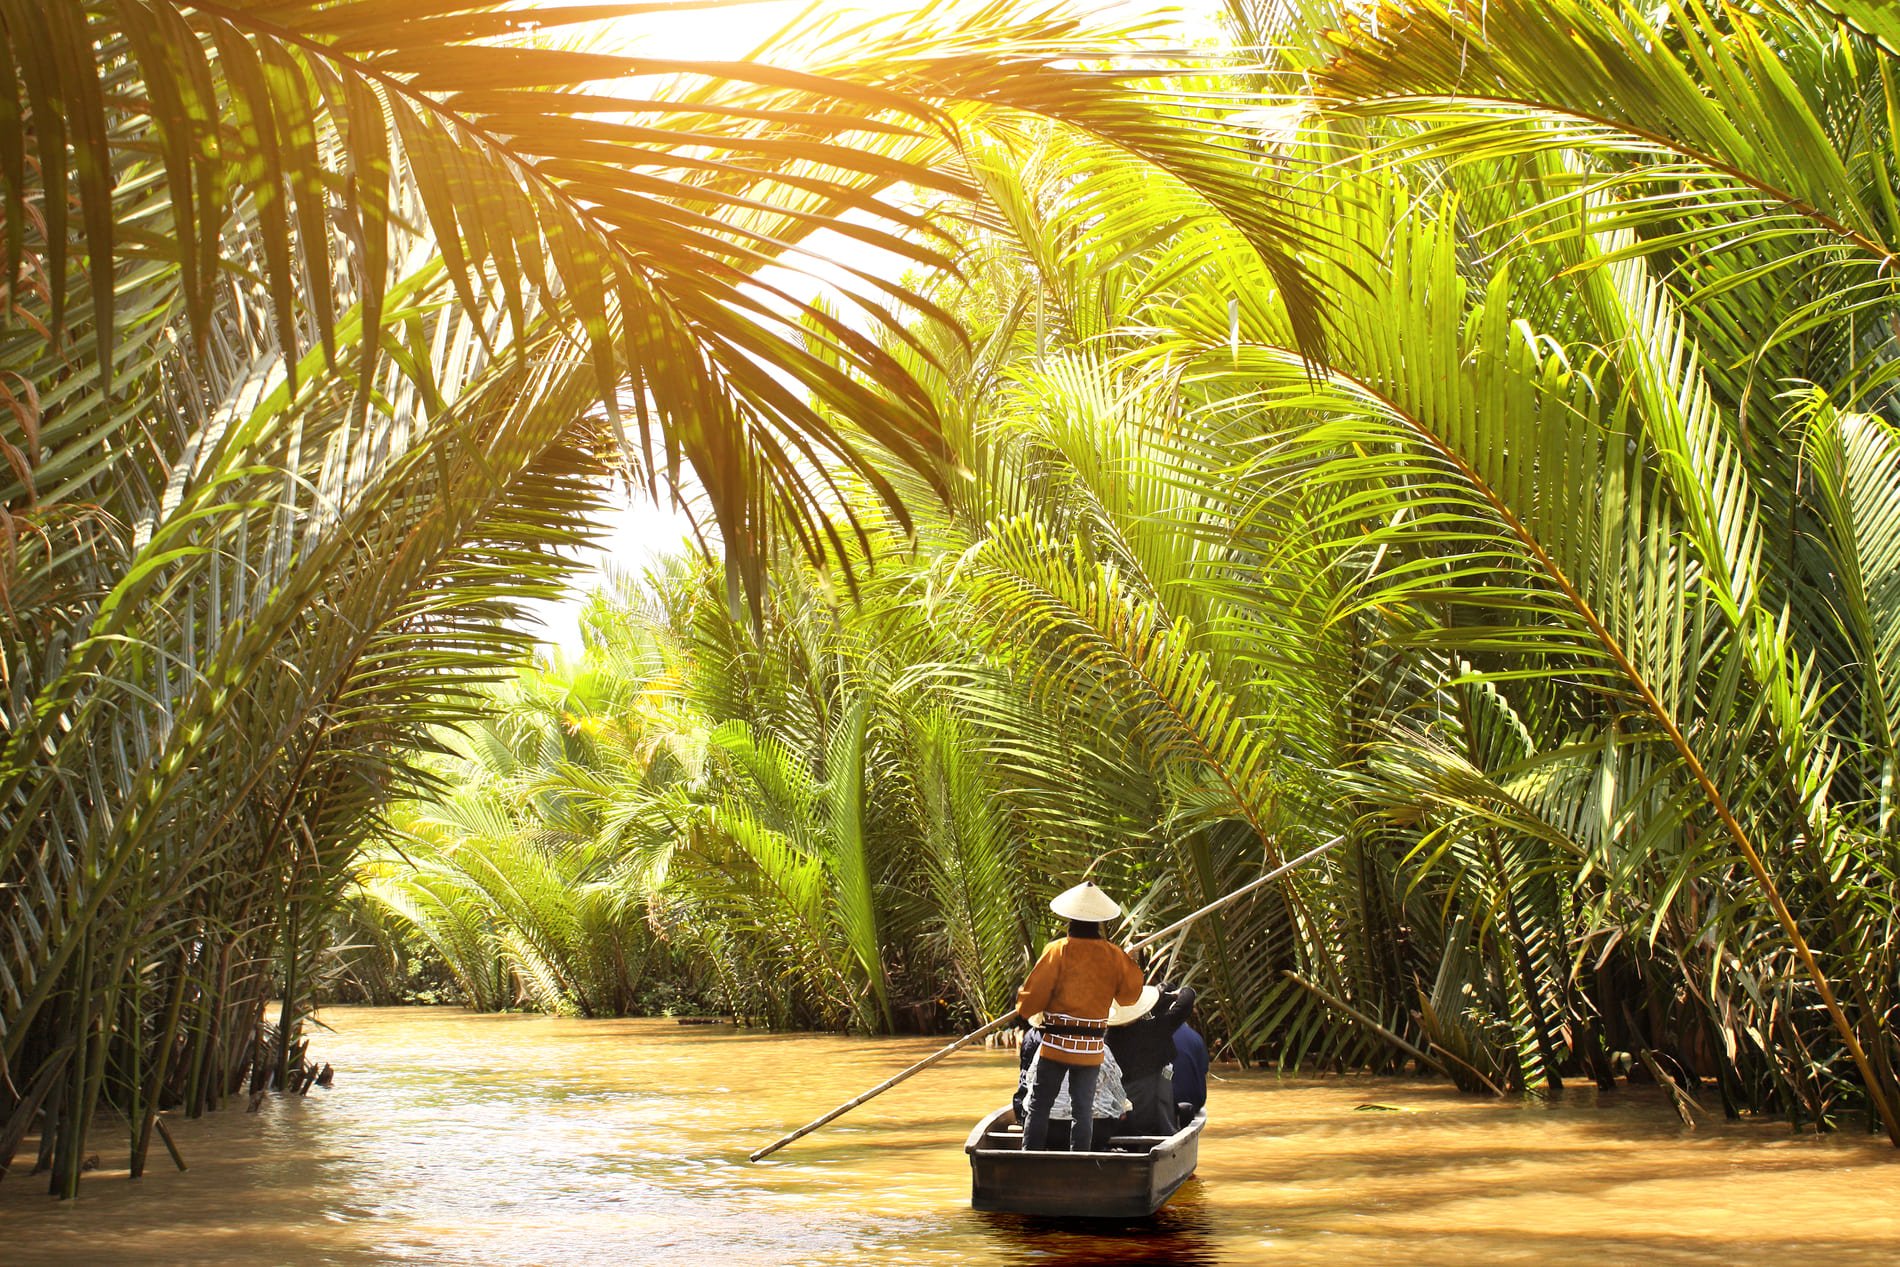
(748, 836, 1344, 1162)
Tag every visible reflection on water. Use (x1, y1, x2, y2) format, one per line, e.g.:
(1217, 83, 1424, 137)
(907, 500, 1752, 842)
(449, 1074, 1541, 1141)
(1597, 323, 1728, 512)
(977, 1191, 1222, 1267)
(2, 1006, 1898, 1264)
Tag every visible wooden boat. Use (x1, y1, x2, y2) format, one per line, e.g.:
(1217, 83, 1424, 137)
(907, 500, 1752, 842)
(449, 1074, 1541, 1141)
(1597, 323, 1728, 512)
(963, 1104, 1205, 1218)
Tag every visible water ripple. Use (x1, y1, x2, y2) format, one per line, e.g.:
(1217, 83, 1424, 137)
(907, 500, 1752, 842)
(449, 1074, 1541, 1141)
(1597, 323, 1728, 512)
(3, 1007, 1897, 1265)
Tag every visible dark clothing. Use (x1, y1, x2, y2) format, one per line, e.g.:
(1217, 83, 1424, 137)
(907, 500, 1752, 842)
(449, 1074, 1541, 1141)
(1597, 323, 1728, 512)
(1016, 1031, 1120, 1150)
(1105, 986, 1198, 1080)
(1106, 986, 1197, 1134)
(1012, 1029, 1042, 1119)
(1172, 1022, 1209, 1114)
(1127, 1065, 1177, 1136)
(1022, 1055, 1101, 1151)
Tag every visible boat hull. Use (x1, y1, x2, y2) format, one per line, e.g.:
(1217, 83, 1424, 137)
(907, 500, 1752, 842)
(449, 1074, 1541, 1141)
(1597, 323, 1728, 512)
(964, 1104, 1204, 1218)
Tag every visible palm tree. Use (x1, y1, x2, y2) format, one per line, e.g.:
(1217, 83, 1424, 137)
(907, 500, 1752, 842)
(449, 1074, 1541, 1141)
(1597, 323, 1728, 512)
(0, 0, 1320, 1194)
(358, 665, 664, 1016)
(1192, 0, 1900, 1132)
(358, 1, 1900, 1151)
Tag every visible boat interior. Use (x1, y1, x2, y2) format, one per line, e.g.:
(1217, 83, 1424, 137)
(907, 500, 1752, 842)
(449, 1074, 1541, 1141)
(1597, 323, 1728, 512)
(974, 1115, 1175, 1155)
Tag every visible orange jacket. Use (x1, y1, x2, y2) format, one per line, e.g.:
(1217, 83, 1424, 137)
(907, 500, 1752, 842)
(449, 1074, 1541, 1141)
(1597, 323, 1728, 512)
(1016, 936, 1144, 1066)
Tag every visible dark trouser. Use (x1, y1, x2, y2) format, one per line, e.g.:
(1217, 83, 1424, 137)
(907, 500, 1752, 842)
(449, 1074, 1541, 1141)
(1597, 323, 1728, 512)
(1021, 1057, 1101, 1152)
(1125, 1069, 1177, 1136)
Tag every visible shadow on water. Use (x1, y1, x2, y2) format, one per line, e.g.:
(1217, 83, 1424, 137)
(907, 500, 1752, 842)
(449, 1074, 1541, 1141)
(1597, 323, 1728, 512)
(968, 1180, 1221, 1266)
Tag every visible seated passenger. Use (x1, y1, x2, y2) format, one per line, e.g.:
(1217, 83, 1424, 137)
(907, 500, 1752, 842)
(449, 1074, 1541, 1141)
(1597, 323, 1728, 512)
(1172, 1001, 1209, 1122)
(1106, 982, 1198, 1135)
(1012, 1023, 1038, 1121)
(1014, 879, 1144, 1152)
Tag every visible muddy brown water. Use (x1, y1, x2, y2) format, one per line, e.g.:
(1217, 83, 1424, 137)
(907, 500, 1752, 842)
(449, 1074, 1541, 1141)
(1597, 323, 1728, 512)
(2, 1006, 1897, 1264)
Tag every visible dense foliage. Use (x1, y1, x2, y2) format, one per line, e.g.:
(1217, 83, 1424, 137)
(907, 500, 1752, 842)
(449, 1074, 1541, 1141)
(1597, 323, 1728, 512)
(360, 0, 1900, 1148)
(14, 0, 1900, 1200)
(0, 0, 1271, 1194)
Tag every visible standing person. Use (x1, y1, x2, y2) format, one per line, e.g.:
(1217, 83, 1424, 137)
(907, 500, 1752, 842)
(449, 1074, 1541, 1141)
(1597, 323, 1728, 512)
(1015, 1030, 1133, 1145)
(1172, 1001, 1209, 1123)
(1106, 983, 1198, 1135)
(1015, 880, 1145, 1152)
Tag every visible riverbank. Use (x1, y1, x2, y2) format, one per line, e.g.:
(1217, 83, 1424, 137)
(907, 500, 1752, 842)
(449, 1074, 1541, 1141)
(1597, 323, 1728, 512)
(2, 1007, 1896, 1264)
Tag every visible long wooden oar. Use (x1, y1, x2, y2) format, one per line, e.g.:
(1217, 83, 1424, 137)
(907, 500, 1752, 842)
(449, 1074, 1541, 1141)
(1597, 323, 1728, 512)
(748, 835, 1345, 1162)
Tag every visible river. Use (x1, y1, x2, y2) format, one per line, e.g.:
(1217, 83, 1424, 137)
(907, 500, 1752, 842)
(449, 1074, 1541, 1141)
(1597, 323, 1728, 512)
(2, 1006, 1897, 1263)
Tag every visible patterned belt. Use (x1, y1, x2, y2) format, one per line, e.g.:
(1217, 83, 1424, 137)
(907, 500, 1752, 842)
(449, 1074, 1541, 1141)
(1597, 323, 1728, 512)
(1040, 1011, 1108, 1056)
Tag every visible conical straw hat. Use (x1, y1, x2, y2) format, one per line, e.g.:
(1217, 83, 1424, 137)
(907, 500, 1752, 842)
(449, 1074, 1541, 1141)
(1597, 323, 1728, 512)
(1109, 985, 1161, 1027)
(1050, 880, 1121, 922)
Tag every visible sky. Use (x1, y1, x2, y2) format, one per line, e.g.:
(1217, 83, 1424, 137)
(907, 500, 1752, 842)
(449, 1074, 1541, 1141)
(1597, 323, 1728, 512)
(517, 0, 1220, 654)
